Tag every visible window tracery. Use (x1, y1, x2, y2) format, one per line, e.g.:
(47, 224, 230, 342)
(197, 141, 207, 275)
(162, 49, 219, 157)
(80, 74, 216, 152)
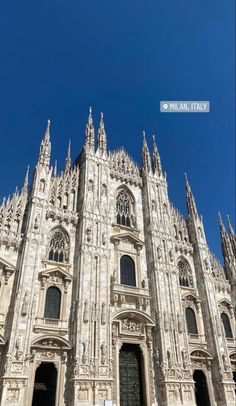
(44, 286, 61, 319)
(116, 190, 135, 228)
(178, 259, 193, 287)
(48, 229, 69, 263)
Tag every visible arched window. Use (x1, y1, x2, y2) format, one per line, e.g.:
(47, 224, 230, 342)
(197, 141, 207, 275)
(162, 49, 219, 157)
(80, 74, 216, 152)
(116, 190, 134, 228)
(186, 307, 198, 335)
(221, 313, 233, 338)
(120, 255, 136, 286)
(178, 259, 193, 287)
(48, 229, 69, 263)
(44, 287, 61, 319)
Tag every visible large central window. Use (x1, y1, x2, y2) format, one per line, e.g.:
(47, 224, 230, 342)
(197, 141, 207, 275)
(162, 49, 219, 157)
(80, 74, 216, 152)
(120, 255, 136, 286)
(116, 190, 135, 228)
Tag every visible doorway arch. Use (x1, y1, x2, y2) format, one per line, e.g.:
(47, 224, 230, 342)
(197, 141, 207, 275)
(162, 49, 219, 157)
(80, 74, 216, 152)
(32, 362, 57, 406)
(193, 370, 210, 406)
(119, 343, 145, 406)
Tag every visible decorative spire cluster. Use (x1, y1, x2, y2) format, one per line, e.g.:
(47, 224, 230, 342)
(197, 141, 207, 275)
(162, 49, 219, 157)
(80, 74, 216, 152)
(38, 120, 51, 166)
(218, 212, 236, 267)
(141, 132, 163, 177)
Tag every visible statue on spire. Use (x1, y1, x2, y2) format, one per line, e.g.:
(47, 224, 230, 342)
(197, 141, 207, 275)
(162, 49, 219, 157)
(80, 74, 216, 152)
(142, 132, 151, 174)
(97, 112, 107, 154)
(22, 166, 30, 194)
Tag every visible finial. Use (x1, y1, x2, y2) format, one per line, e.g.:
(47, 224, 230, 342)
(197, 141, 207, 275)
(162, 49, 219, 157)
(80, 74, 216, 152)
(218, 211, 223, 224)
(47, 119, 51, 128)
(152, 134, 156, 143)
(23, 165, 30, 193)
(54, 160, 57, 176)
(143, 130, 146, 140)
(100, 112, 104, 123)
(89, 106, 92, 115)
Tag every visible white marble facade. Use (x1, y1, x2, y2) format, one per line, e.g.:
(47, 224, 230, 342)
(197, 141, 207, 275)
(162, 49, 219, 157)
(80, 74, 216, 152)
(0, 111, 235, 406)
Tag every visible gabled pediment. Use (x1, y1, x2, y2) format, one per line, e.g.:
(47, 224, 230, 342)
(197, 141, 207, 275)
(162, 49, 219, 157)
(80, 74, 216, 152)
(0, 256, 15, 270)
(31, 335, 71, 349)
(110, 232, 144, 249)
(39, 267, 72, 281)
(182, 292, 200, 302)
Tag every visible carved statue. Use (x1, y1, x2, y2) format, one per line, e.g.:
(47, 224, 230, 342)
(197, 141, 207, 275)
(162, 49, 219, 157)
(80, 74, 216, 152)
(15, 335, 23, 360)
(21, 290, 29, 316)
(101, 342, 107, 365)
(82, 340, 88, 363)
(86, 227, 92, 242)
(157, 245, 162, 260)
(101, 302, 106, 324)
(83, 300, 89, 323)
(102, 233, 107, 245)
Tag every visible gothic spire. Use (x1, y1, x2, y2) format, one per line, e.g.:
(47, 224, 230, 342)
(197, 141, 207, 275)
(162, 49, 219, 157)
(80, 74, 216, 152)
(227, 215, 236, 258)
(218, 212, 234, 261)
(65, 140, 71, 172)
(185, 173, 198, 217)
(142, 132, 151, 173)
(38, 119, 51, 166)
(22, 166, 30, 194)
(97, 112, 107, 154)
(53, 160, 57, 177)
(85, 107, 95, 150)
(152, 134, 162, 176)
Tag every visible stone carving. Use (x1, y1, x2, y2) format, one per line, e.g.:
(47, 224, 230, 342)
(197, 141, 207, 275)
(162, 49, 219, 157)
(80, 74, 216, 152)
(7, 389, 19, 401)
(21, 290, 29, 316)
(82, 340, 88, 364)
(121, 318, 144, 335)
(169, 250, 174, 262)
(177, 313, 183, 333)
(34, 214, 40, 229)
(88, 179, 93, 191)
(101, 341, 107, 365)
(15, 335, 23, 360)
(109, 147, 142, 186)
(164, 311, 169, 331)
(157, 245, 162, 260)
(86, 227, 92, 242)
(101, 302, 106, 324)
(83, 300, 89, 323)
(102, 233, 107, 245)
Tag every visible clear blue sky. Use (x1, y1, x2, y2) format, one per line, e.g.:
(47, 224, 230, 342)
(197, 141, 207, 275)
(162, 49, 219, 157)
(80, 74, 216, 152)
(0, 1, 235, 260)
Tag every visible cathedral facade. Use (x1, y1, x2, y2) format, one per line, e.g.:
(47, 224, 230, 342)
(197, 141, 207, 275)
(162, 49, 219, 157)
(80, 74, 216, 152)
(0, 110, 235, 406)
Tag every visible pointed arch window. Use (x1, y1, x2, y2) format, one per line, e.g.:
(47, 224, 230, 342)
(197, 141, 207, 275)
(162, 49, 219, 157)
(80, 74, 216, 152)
(120, 255, 136, 286)
(186, 307, 198, 335)
(178, 259, 193, 287)
(44, 287, 61, 319)
(221, 313, 233, 338)
(48, 229, 69, 263)
(116, 190, 135, 228)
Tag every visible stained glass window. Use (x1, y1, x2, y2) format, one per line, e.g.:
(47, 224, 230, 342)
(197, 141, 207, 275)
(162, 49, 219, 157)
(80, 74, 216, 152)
(116, 191, 134, 227)
(48, 229, 69, 263)
(178, 260, 193, 287)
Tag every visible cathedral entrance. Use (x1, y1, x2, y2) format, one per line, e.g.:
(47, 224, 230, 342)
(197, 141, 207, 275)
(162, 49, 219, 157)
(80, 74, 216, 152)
(193, 370, 210, 406)
(32, 362, 57, 406)
(119, 343, 145, 406)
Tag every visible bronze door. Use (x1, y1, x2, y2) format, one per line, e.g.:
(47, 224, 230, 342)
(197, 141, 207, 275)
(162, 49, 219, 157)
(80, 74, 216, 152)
(119, 344, 144, 406)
